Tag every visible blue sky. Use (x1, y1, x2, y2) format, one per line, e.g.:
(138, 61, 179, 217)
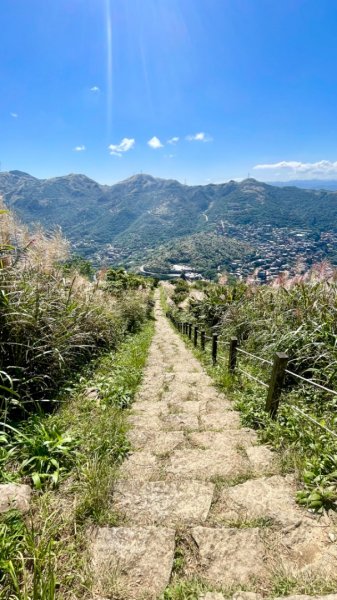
(2, 0, 337, 185)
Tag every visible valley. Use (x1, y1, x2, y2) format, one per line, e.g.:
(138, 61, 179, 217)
(1, 171, 337, 280)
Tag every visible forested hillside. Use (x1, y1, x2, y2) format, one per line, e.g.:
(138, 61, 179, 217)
(1, 171, 337, 275)
(144, 231, 253, 279)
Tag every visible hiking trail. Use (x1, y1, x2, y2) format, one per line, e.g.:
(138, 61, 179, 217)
(91, 290, 337, 600)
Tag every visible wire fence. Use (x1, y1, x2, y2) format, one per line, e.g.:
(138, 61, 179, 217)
(237, 347, 273, 366)
(236, 367, 269, 388)
(167, 311, 337, 440)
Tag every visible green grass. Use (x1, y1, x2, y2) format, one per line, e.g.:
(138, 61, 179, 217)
(0, 319, 154, 600)
(160, 579, 211, 600)
(269, 571, 337, 597)
(160, 577, 264, 600)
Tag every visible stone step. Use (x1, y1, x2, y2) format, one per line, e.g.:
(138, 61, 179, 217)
(165, 448, 251, 481)
(0, 483, 31, 514)
(188, 429, 257, 450)
(205, 397, 238, 412)
(200, 410, 241, 430)
(118, 451, 160, 481)
(127, 414, 163, 431)
(132, 400, 170, 416)
(128, 429, 184, 453)
(191, 526, 267, 586)
(114, 480, 214, 525)
(90, 526, 175, 600)
(161, 413, 199, 430)
(211, 474, 300, 527)
(274, 516, 337, 579)
(168, 400, 205, 414)
(245, 445, 277, 474)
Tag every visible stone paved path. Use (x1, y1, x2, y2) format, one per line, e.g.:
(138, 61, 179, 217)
(91, 291, 337, 600)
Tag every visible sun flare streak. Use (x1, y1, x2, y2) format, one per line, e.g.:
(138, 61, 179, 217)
(105, 0, 113, 140)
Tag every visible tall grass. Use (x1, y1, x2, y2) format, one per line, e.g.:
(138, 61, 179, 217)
(0, 205, 151, 421)
(185, 267, 337, 388)
(0, 204, 155, 598)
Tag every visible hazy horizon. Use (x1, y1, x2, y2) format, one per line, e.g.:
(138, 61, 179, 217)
(5, 168, 337, 191)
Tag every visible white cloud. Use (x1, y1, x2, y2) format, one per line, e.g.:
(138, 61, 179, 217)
(186, 132, 212, 142)
(108, 137, 135, 157)
(10, 112, 18, 118)
(168, 136, 179, 145)
(90, 86, 100, 92)
(253, 160, 337, 178)
(147, 136, 164, 149)
(73, 145, 86, 152)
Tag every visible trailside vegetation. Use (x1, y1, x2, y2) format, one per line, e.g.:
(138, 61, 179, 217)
(0, 209, 153, 422)
(0, 207, 155, 598)
(0, 322, 154, 598)
(169, 267, 337, 511)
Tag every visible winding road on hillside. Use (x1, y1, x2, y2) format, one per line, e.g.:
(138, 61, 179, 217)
(91, 290, 337, 600)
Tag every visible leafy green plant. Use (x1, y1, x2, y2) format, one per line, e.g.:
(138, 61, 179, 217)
(2, 418, 77, 489)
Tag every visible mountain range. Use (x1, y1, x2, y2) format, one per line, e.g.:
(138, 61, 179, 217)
(1, 170, 337, 277)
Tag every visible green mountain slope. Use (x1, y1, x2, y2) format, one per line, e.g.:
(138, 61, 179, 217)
(141, 231, 252, 279)
(1, 170, 337, 274)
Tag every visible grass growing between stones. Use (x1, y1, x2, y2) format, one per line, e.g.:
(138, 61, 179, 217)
(269, 570, 337, 597)
(161, 571, 337, 600)
(161, 577, 265, 600)
(0, 320, 154, 600)
(160, 578, 211, 600)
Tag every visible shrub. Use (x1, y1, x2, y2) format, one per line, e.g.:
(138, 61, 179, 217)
(2, 418, 77, 488)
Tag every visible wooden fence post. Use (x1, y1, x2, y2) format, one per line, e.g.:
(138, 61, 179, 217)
(265, 352, 289, 419)
(228, 337, 238, 374)
(188, 324, 192, 340)
(184, 322, 188, 335)
(212, 333, 218, 365)
(201, 330, 206, 351)
(194, 326, 198, 347)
